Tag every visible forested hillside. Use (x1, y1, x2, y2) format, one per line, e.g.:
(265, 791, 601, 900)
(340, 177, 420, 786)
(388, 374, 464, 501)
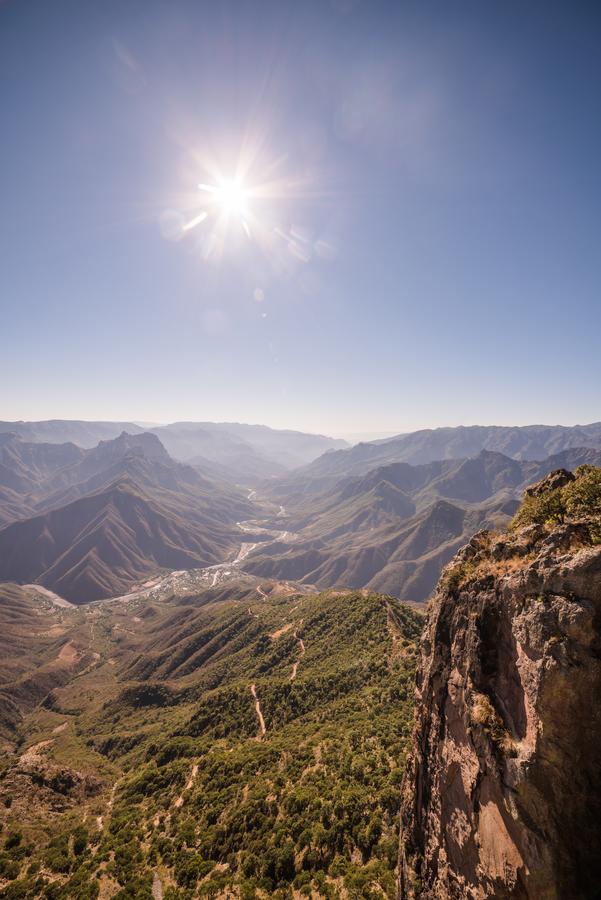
(0, 584, 422, 899)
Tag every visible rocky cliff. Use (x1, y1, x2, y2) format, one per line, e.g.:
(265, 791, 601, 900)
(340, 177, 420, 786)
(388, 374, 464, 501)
(399, 467, 601, 899)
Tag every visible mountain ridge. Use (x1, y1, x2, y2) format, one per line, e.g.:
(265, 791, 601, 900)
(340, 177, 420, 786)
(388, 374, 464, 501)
(0, 420, 348, 482)
(0, 432, 255, 602)
(0, 477, 241, 602)
(289, 422, 601, 484)
(244, 447, 601, 601)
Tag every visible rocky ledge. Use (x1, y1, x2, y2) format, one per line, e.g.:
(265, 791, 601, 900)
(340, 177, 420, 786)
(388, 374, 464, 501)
(399, 468, 601, 899)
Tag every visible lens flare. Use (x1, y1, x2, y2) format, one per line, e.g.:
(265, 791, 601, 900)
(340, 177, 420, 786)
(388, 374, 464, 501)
(159, 134, 334, 271)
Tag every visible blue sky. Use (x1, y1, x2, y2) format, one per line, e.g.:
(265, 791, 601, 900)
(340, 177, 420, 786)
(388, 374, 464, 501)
(1, 0, 600, 437)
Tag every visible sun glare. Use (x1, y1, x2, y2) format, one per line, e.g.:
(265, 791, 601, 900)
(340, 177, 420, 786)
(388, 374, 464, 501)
(216, 180, 248, 216)
(198, 178, 249, 218)
(161, 143, 327, 266)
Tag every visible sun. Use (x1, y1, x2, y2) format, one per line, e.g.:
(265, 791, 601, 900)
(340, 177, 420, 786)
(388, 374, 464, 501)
(198, 177, 250, 219)
(215, 179, 248, 216)
(162, 146, 320, 263)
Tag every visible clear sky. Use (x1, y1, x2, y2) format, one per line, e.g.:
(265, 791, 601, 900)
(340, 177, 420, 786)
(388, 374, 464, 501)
(1, 0, 600, 437)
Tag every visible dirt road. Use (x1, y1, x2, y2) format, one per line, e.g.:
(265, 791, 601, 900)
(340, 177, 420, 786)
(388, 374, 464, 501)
(290, 631, 306, 681)
(250, 683, 266, 736)
(97, 779, 118, 832)
(174, 762, 198, 808)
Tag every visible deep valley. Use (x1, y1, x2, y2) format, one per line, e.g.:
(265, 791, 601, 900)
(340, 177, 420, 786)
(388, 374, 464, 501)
(1, 421, 600, 898)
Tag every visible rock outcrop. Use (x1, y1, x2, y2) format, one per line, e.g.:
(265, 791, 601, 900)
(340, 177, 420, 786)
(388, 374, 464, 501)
(0, 740, 103, 816)
(399, 469, 601, 899)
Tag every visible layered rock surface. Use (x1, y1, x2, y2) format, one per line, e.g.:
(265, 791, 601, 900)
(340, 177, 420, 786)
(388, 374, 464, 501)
(399, 470, 601, 899)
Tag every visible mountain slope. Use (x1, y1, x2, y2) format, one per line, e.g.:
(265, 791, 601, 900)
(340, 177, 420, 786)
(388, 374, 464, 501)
(0, 433, 84, 494)
(0, 419, 347, 483)
(0, 420, 144, 447)
(0, 584, 83, 746)
(290, 422, 601, 484)
(0, 584, 422, 898)
(245, 495, 510, 602)
(0, 478, 241, 603)
(246, 448, 601, 602)
(152, 421, 348, 469)
(0, 432, 178, 520)
(22, 431, 250, 526)
(0, 434, 85, 523)
(0, 431, 256, 602)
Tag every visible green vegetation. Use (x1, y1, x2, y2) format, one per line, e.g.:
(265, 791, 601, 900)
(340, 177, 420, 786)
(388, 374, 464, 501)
(511, 465, 601, 537)
(470, 692, 516, 756)
(440, 466, 601, 596)
(0, 589, 422, 898)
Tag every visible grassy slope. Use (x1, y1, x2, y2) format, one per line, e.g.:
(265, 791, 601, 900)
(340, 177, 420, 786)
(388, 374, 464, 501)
(0, 586, 422, 899)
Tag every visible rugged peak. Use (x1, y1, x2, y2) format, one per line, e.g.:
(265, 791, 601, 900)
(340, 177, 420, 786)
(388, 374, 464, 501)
(92, 431, 170, 463)
(399, 466, 601, 899)
(524, 467, 574, 497)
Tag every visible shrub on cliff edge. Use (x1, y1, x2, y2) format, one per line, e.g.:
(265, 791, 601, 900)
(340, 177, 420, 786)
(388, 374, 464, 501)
(511, 465, 601, 537)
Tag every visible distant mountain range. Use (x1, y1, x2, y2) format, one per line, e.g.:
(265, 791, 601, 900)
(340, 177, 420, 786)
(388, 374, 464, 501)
(248, 445, 601, 601)
(1, 419, 601, 604)
(288, 421, 601, 481)
(0, 420, 348, 482)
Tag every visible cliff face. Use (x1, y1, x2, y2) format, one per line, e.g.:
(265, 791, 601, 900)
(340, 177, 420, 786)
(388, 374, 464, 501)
(399, 470, 601, 899)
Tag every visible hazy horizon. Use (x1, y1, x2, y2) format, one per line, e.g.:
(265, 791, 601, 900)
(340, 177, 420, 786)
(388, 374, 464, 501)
(2, 414, 601, 446)
(2, 1, 600, 433)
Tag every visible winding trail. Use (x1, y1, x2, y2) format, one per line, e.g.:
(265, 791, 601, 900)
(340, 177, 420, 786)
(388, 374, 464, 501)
(232, 541, 258, 565)
(97, 779, 119, 832)
(250, 683, 266, 736)
(290, 630, 306, 681)
(174, 762, 198, 808)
